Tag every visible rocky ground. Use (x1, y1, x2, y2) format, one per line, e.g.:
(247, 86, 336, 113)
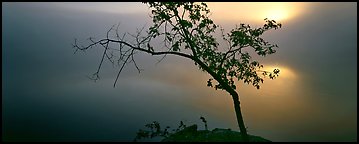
(161, 124, 271, 142)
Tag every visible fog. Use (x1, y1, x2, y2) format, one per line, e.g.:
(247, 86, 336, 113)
(2, 2, 357, 142)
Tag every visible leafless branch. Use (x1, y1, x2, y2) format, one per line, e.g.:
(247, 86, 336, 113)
(73, 26, 193, 87)
(114, 53, 131, 87)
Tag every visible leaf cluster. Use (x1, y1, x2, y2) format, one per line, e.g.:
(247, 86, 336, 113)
(144, 2, 281, 90)
(134, 117, 210, 142)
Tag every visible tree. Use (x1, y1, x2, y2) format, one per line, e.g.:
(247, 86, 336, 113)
(73, 2, 281, 139)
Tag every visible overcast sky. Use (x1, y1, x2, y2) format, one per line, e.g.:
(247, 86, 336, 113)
(2, 2, 357, 142)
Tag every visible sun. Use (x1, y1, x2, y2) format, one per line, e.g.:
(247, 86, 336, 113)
(264, 9, 289, 21)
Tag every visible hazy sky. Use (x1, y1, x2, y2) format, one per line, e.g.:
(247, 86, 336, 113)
(2, 2, 357, 142)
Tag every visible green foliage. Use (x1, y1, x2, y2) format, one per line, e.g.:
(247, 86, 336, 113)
(134, 118, 203, 142)
(134, 116, 212, 142)
(133, 121, 171, 142)
(134, 117, 271, 142)
(143, 2, 281, 90)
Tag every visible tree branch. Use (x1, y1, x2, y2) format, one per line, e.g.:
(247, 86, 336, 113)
(74, 37, 194, 87)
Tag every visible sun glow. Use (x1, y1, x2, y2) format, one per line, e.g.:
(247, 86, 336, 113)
(207, 2, 309, 23)
(264, 9, 289, 21)
(261, 65, 297, 79)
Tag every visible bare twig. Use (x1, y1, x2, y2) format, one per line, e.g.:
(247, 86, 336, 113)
(73, 25, 193, 86)
(114, 54, 131, 87)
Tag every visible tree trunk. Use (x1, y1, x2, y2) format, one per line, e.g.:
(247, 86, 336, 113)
(191, 58, 248, 139)
(230, 92, 248, 139)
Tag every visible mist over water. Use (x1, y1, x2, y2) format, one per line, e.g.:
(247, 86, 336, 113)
(3, 2, 356, 142)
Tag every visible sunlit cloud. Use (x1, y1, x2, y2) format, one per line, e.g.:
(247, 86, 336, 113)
(207, 2, 310, 23)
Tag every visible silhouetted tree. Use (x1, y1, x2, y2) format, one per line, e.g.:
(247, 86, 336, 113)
(73, 2, 281, 138)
